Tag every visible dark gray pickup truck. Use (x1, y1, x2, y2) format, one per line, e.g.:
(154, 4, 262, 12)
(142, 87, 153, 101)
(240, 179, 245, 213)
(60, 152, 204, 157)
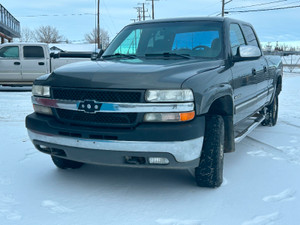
(25, 17, 282, 188)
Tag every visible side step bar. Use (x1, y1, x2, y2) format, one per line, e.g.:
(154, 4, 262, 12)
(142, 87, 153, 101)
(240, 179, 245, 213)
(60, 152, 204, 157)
(234, 114, 265, 143)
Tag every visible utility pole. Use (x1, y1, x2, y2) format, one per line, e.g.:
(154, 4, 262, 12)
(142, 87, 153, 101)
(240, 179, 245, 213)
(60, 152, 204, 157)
(142, 3, 146, 21)
(137, 3, 150, 21)
(135, 3, 150, 22)
(146, 0, 159, 20)
(222, 0, 225, 17)
(134, 6, 143, 21)
(222, 0, 232, 17)
(97, 0, 101, 49)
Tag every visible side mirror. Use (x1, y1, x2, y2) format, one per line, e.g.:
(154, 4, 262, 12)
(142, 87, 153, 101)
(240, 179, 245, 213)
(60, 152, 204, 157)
(233, 45, 261, 62)
(91, 52, 98, 61)
(91, 49, 104, 61)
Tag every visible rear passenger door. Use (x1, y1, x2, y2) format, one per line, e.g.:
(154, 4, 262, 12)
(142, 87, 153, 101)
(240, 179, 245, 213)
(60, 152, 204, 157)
(241, 24, 269, 109)
(229, 23, 258, 124)
(21, 45, 48, 81)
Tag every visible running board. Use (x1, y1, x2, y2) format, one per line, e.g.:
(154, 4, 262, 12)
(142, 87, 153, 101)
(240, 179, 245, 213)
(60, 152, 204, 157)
(234, 114, 265, 143)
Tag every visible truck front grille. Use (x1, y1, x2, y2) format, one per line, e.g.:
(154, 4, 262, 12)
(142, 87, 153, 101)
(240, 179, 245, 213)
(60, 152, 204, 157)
(52, 88, 142, 103)
(56, 109, 138, 127)
(51, 87, 144, 127)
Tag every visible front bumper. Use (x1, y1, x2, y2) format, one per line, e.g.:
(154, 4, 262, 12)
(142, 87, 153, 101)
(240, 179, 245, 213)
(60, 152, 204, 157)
(26, 113, 205, 168)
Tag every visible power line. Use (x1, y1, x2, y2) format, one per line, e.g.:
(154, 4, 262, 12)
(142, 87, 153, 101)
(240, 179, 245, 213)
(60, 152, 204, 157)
(226, 0, 287, 10)
(227, 4, 300, 13)
(17, 13, 95, 18)
(102, 0, 118, 35)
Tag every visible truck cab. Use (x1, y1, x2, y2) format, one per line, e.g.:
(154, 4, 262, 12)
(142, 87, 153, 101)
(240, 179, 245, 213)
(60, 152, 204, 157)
(0, 43, 49, 85)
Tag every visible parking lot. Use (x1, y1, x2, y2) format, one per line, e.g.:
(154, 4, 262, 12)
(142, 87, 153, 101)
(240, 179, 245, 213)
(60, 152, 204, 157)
(1, 73, 300, 225)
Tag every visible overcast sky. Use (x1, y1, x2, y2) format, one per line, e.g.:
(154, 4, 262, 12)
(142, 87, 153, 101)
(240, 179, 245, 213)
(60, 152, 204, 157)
(1, 0, 300, 44)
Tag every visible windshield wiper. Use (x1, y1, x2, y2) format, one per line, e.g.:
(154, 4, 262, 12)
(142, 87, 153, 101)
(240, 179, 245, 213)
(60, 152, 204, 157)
(145, 52, 192, 59)
(102, 53, 138, 59)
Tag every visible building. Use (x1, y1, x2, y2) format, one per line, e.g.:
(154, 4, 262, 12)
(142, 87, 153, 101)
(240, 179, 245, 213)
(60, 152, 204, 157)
(0, 4, 20, 43)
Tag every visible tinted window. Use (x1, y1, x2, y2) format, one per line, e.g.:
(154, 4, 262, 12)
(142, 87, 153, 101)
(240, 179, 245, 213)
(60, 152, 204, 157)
(0, 46, 19, 58)
(172, 31, 221, 57)
(114, 29, 142, 55)
(104, 21, 223, 59)
(23, 46, 45, 58)
(242, 25, 259, 47)
(229, 24, 245, 56)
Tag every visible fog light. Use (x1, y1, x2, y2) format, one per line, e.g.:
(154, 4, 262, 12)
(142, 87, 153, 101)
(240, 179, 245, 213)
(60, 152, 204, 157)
(33, 104, 53, 116)
(39, 145, 48, 149)
(148, 157, 170, 165)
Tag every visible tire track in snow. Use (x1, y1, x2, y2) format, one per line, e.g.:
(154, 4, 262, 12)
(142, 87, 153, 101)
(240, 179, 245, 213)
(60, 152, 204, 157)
(244, 136, 300, 165)
(263, 189, 296, 202)
(156, 218, 203, 225)
(42, 200, 74, 214)
(0, 193, 22, 221)
(242, 212, 279, 225)
(280, 120, 300, 129)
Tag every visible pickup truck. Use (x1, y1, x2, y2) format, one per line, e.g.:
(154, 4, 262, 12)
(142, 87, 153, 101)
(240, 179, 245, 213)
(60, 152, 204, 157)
(0, 43, 91, 86)
(25, 17, 282, 188)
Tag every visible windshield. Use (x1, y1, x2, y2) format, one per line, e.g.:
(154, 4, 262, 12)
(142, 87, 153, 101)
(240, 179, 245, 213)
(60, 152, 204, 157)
(103, 21, 223, 60)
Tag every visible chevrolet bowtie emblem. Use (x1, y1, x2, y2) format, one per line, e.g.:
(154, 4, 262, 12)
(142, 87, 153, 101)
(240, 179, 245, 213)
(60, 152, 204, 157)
(78, 100, 102, 113)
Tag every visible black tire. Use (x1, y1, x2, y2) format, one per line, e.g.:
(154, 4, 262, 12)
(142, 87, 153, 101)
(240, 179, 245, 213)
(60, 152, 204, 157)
(51, 156, 84, 169)
(195, 115, 225, 188)
(261, 94, 278, 126)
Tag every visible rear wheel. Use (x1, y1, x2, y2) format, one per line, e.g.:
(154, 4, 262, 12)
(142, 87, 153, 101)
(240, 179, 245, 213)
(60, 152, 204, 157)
(195, 115, 225, 188)
(261, 94, 278, 126)
(51, 156, 84, 169)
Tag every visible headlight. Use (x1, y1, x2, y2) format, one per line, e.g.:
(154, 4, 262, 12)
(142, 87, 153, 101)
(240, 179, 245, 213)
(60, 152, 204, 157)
(32, 85, 50, 97)
(145, 89, 194, 102)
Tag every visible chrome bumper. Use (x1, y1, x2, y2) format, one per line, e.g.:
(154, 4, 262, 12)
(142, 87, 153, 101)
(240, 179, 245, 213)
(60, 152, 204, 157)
(28, 130, 203, 163)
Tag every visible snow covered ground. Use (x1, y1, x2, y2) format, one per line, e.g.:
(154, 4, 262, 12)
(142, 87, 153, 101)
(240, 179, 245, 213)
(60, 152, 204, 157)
(0, 72, 300, 225)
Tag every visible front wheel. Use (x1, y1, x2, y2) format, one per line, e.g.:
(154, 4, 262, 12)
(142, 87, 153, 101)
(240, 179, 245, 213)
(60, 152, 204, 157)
(261, 94, 278, 126)
(51, 156, 84, 169)
(195, 115, 225, 188)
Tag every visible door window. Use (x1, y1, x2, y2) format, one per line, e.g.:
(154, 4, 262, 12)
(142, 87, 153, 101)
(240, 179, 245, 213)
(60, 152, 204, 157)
(0, 46, 19, 58)
(23, 46, 45, 58)
(229, 24, 246, 56)
(242, 25, 260, 47)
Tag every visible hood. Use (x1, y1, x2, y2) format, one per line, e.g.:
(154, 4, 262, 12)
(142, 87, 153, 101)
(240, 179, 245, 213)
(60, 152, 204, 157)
(43, 58, 224, 89)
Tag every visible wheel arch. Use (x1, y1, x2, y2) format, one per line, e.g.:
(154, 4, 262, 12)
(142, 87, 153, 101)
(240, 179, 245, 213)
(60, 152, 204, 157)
(207, 94, 235, 153)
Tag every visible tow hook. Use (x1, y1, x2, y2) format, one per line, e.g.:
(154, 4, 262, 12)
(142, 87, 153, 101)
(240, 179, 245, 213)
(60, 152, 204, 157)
(124, 156, 146, 165)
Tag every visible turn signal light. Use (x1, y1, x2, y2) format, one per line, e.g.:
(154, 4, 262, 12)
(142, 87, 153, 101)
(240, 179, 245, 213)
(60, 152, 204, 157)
(180, 111, 195, 121)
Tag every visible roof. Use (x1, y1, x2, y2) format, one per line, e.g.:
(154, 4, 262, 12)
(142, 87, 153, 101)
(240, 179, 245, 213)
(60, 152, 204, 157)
(128, 16, 249, 27)
(48, 43, 98, 53)
(0, 42, 48, 47)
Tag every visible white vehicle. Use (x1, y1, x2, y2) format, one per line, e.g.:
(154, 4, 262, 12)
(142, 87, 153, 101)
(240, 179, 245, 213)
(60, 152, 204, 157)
(0, 43, 92, 86)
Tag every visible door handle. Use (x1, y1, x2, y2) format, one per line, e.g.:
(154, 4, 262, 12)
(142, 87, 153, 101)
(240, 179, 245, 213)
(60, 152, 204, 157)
(38, 62, 45, 65)
(14, 62, 20, 65)
(252, 68, 256, 76)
